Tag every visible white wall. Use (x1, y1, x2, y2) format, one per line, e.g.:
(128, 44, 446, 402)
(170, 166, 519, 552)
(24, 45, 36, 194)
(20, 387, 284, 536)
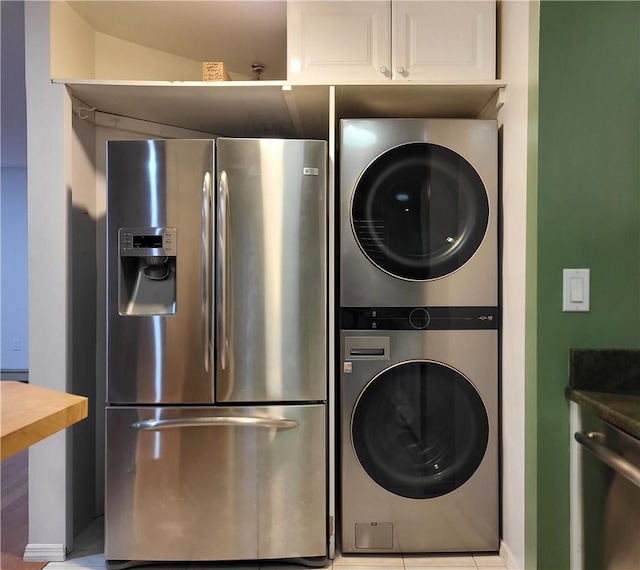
(497, 1, 538, 569)
(24, 0, 73, 559)
(50, 0, 94, 79)
(50, 2, 204, 81)
(1, 168, 29, 371)
(1, 0, 29, 375)
(95, 33, 202, 81)
(1, 0, 27, 168)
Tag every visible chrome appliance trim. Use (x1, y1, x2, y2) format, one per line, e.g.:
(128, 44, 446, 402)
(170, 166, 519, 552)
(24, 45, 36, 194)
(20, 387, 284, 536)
(575, 430, 640, 488)
(131, 416, 300, 431)
(217, 170, 230, 373)
(202, 172, 212, 372)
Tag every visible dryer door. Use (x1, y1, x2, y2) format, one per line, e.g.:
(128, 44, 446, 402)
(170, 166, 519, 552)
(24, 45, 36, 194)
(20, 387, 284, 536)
(350, 143, 489, 281)
(351, 360, 489, 499)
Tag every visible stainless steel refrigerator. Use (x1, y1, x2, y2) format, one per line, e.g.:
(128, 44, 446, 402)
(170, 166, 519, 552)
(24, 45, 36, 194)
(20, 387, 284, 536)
(105, 138, 328, 565)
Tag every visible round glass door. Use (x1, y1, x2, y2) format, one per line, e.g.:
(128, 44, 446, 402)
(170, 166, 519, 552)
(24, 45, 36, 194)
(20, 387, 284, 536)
(351, 360, 489, 499)
(351, 143, 489, 281)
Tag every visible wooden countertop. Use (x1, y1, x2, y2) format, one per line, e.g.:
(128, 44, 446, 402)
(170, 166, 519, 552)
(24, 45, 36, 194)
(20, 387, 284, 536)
(1, 381, 88, 460)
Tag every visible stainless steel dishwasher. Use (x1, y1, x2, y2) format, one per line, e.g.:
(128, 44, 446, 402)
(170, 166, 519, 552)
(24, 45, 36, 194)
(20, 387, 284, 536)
(575, 410, 640, 570)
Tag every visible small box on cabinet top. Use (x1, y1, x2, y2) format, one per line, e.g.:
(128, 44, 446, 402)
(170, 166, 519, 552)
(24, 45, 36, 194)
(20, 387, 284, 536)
(202, 62, 231, 81)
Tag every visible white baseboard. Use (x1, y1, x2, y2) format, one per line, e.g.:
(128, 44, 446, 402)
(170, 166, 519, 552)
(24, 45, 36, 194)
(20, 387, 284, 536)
(500, 540, 521, 570)
(24, 543, 66, 562)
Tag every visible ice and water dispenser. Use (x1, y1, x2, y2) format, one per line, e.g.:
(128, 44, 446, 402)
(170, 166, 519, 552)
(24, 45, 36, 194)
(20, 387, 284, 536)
(118, 227, 177, 315)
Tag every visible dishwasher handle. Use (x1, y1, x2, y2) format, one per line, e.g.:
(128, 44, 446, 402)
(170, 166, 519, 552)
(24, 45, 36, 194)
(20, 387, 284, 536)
(131, 416, 299, 431)
(575, 430, 640, 489)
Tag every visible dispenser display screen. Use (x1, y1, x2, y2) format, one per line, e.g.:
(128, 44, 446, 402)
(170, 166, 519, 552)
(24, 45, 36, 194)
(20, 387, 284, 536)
(119, 228, 176, 256)
(133, 235, 162, 249)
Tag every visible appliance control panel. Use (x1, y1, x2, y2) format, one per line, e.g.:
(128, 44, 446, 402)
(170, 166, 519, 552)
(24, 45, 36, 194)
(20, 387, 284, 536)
(340, 306, 499, 331)
(119, 227, 177, 257)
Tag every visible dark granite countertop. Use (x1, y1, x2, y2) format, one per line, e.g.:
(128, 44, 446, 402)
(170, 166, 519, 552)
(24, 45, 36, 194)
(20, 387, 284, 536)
(566, 387, 640, 439)
(567, 349, 640, 439)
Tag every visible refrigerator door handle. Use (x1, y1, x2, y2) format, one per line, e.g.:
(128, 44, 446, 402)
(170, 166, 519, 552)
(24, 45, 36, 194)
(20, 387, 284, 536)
(131, 416, 300, 431)
(216, 170, 230, 373)
(202, 172, 212, 373)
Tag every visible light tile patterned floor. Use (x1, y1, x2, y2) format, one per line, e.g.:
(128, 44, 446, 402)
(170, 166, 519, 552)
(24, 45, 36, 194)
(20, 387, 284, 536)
(44, 552, 506, 570)
(43, 519, 506, 570)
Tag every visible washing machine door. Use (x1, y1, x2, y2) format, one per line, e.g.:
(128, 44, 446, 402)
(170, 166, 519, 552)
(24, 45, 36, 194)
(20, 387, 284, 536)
(351, 143, 489, 281)
(351, 360, 489, 499)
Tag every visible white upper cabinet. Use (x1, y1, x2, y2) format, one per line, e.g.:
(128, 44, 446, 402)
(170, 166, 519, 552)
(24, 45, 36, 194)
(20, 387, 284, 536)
(288, 1, 392, 81)
(393, 1, 496, 80)
(287, 0, 496, 82)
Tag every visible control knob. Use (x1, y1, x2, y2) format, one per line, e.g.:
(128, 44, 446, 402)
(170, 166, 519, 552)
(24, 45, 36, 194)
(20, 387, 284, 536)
(409, 308, 430, 329)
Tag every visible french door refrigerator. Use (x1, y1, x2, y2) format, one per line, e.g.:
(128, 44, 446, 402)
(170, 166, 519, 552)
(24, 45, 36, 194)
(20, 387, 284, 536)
(105, 138, 328, 565)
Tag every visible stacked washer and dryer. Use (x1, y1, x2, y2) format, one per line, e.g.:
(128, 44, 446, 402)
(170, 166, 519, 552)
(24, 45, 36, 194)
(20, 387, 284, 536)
(339, 119, 499, 554)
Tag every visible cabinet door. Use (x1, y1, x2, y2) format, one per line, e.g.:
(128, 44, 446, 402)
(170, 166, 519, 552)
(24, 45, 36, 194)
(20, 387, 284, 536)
(287, 1, 391, 81)
(392, 1, 496, 80)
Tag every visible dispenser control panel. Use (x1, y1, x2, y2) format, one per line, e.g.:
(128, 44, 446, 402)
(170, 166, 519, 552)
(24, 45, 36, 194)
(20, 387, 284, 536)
(119, 227, 177, 257)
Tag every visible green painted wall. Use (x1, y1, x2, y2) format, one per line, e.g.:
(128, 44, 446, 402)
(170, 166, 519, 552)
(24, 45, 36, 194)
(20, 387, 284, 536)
(535, 2, 640, 568)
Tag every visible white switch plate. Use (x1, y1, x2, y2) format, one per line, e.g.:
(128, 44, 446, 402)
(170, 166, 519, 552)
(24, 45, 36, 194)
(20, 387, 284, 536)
(563, 269, 590, 312)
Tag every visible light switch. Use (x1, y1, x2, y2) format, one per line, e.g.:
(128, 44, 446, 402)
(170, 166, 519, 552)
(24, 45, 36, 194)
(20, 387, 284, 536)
(570, 277, 584, 303)
(563, 269, 590, 312)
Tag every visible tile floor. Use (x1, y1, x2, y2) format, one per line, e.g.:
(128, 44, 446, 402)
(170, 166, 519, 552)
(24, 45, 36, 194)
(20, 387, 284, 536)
(44, 519, 505, 570)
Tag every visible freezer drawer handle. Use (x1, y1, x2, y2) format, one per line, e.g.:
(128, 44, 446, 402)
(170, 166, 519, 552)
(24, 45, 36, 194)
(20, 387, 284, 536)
(575, 431, 640, 489)
(131, 416, 300, 431)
